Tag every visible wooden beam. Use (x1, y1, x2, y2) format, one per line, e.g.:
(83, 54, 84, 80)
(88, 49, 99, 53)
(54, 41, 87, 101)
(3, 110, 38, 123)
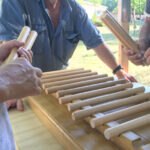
(118, 0, 131, 72)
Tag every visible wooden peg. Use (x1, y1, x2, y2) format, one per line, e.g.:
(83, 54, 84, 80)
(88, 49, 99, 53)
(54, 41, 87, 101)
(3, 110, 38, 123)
(41, 69, 92, 80)
(57, 79, 126, 98)
(59, 83, 133, 104)
(43, 68, 84, 75)
(68, 87, 145, 112)
(42, 72, 97, 84)
(43, 74, 108, 89)
(72, 91, 149, 120)
(90, 101, 150, 128)
(104, 114, 150, 140)
(45, 76, 113, 94)
(101, 10, 140, 53)
(23, 30, 38, 50)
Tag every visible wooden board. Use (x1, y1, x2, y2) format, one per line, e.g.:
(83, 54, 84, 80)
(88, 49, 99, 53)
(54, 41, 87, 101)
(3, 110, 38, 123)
(9, 100, 64, 150)
(28, 82, 150, 150)
(28, 93, 120, 150)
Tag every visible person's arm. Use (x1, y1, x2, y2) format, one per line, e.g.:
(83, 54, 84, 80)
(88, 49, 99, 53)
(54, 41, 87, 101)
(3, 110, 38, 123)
(0, 58, 42, 104)
(0, 40, 42, 104)
(138, 18, 150, 51)
(93, 43, 118, 72)
(93, 43, 137, 82)
(73, 1, 137, 82)
(124, 0, 150, 65)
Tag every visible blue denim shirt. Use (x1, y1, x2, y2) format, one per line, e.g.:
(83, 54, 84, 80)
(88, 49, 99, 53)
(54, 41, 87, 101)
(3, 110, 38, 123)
(0, 0, 103, 71)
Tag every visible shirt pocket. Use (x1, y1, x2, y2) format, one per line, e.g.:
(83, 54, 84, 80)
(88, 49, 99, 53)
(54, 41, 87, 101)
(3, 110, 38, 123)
(63, 33, 80, 61)
(65, 33, 80, 44)
(31, 24, 47, 54)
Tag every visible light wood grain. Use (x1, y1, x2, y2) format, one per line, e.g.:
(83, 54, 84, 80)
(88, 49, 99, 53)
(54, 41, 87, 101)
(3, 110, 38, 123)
(9, 100, 64, 150)
(45, 76, 113, 94)
(72, 91, 149, 120)
(104, 114, 150, 140)
(100, 11, 139, 53)
(28, 94, 119, 150)
(90, 101, 150, 128)
(68, 87, 145, 111)
(59, 83, 133, 104)
(23, 31, 38, 50)
(43, 68, 84, 75)
(57, 79, 126, 98)
(41, 69, 92, 80)
(42, 72, 97, 84)
(43, 74, 107, 89)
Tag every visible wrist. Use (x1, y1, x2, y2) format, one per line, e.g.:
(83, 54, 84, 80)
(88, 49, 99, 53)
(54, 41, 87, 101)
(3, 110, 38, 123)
(112, 65, 123, 74)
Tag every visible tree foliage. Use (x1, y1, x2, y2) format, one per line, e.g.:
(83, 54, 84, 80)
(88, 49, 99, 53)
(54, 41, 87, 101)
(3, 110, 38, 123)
(82, 0, 146, 14)
(100, 0, 117, 12)
(131, 0, 146, 15)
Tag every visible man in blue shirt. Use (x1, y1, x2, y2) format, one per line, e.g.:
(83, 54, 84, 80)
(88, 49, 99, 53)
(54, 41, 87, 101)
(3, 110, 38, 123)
(0, 0, 136, 110)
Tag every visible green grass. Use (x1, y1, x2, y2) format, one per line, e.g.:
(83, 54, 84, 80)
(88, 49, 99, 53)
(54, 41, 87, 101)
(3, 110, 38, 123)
(68, 21, 150, 86)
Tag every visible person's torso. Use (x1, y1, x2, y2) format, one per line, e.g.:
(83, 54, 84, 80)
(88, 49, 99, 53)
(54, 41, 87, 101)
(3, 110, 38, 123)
(18, 0, 81, 71)
(0, 103, 16, 150)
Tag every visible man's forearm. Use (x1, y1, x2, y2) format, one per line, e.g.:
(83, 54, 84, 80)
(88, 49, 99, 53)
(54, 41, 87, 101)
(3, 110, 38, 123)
(93, 42, 118, 71)
(139, 18, 150, 51)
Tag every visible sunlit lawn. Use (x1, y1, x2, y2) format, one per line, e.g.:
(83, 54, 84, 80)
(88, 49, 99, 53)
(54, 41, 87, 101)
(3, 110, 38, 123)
(68, 21, 150, 86)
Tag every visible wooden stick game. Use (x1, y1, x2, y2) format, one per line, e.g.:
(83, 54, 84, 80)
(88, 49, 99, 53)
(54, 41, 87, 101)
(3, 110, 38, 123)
(3, 26, 37, 65)
(100, 10, 140, 53)
(27, 68, 150, 150)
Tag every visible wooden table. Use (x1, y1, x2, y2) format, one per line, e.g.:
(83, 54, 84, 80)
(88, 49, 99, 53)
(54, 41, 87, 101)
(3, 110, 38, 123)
(9, 100, 64, 150)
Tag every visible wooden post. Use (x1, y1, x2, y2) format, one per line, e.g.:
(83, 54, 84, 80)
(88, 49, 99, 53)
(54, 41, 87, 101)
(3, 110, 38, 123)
(118, 0, 131, 72)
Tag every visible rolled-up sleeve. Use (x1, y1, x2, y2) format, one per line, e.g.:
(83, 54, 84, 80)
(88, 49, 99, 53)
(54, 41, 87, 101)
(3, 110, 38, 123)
(73, 1, 104, 50)
(0, 0, 25, 41)
(145, 0, 150, 17)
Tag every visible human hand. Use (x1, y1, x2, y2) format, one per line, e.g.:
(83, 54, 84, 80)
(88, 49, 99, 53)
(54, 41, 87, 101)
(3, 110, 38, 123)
(0, 40, 24, 62)
(123, 49, 146, 66)
(18, 48, 33, 63)
(6, 99, 24, 111)
(115, 69, 137, 82)
(144, 47, 150, 65)
(0, 58, 42, 101)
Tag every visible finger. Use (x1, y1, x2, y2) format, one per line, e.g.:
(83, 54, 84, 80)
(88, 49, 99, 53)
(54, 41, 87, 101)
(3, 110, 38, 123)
(144, 48, 150, 58)
(129, 53, 143, 60)
(28, 50, 33, 63)
(35, 87, 42, 94)
(6, 101, 12, 110)
(18, 49, 28, 60)
(16, 99, 24, 111)
(2, 40, 24, 50)
(18, 48, 32, 63)
(28, 50, 33, 57)
(37, 78, 42, 87)
(129, 76, 137, 82)
(27, 50, 33, 63)
(6, 100, 17, 110)
(34, 67, 43, 77)
(146, 56, 150, 65)
(124, 50, 136, 56)
(124, 77, 130, 83)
